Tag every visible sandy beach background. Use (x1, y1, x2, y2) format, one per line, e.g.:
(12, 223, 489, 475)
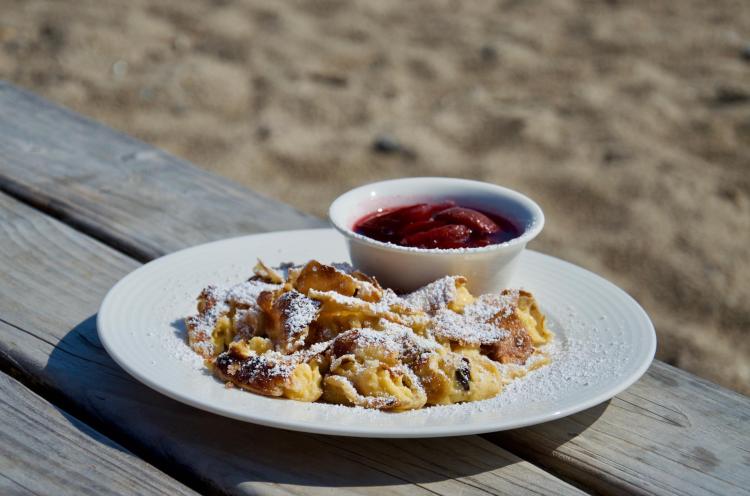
(2, 0, 749, 393)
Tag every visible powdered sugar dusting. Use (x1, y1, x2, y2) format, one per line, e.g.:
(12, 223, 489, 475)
(335, 319, 439, 358)
(164, 331, 206, 370)
(112, 228, 650, 434)
(472, 292, 518, 320)
(226, 280, 281, 308)
(184, 280, 283, 356)
(287, 313, 630, 420)
(376, 319, 438, 351)
(309, 289, 393, 315)
(430, 292, 518, 345)
(404, 276, 460, 314)
(184, 285, 228, 356)
(228, 352, 297, 381)
(409, 313, 627, 418)
(431, 309, 508, 344)
(277, 290, 320, 345)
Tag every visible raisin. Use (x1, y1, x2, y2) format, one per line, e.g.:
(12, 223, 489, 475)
(455, 357, 471, 391)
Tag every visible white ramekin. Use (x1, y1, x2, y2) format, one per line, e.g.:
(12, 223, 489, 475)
(329, 177, 544, 293)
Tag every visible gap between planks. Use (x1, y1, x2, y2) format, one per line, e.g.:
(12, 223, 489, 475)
(0, 191, 584, 496)
(1, 82, 749, 496)
(0, 370, 198, 496)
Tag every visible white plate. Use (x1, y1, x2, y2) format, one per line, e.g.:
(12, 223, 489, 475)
(98, 229, 655, 438)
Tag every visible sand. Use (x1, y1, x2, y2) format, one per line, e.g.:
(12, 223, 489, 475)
(1, 0, 749, 393)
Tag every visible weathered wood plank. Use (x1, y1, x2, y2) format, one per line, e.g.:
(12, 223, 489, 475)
(1, 82, 749, 495)
(0, 81, 324, 262)
(0, 192, 583, 496)
(489, 361, 750, 495)
(0, 371, 198, 496)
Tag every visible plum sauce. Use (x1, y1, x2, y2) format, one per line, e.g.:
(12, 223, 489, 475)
(353, 201, 521, 249)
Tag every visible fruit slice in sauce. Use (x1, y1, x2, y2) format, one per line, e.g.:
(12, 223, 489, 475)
(402, 224, 471, 249)
(434, 207, 500, 235)
(354, 202, 455, 244)
(353, 202, 521, 249)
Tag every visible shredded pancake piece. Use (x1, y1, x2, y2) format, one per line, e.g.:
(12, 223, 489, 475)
(185, 259, 553, 411)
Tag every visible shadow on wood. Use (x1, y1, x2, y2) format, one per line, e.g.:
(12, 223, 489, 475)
(484, 400, 610, 469)
(37, 314, 559, 494)
(0, 372, 197, 495)
(487, 400, 610, 451)
(0, 191, 580, 495)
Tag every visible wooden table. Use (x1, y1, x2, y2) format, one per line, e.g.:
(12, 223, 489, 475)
(0, 81, 748, 496)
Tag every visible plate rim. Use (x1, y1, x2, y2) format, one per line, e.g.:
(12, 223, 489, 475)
(97, 228, 656, 438)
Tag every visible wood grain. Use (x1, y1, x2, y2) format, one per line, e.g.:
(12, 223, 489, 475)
(489, 361, 750, 495)
(0, 192, 583, 496)
(2, 82, 748, 495)
(0, 81, 324, 262)
(0, 371, 198, 496)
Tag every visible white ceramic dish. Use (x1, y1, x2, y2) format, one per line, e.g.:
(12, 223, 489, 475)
(329, 177, 544, 293)
(98, 229, 656, 438)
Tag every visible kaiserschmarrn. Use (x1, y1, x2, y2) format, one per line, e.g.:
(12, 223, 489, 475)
(185, 260, 552, 411)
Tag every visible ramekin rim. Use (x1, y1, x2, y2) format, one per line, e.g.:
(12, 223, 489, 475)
(328, 177, 544, 255)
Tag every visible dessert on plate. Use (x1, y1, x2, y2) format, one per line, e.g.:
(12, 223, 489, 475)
(185, 260, 552, 411)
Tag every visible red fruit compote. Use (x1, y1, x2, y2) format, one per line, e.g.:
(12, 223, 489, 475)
(353, 201, 521, 249)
